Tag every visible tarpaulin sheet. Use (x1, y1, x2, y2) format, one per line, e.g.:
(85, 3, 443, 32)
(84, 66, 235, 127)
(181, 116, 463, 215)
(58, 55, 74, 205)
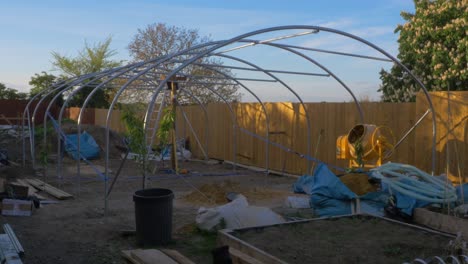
(65, 131, 100, 160)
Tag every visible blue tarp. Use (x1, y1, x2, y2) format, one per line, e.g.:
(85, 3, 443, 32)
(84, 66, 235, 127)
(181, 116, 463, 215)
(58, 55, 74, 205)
(292, 174, 315, 194)
(308, 164, 356, 217)
(456, 183, 468, 203)
(65, 131, 100, 160)
(292, 164, 429, 217)
(379, 180, 430, 216)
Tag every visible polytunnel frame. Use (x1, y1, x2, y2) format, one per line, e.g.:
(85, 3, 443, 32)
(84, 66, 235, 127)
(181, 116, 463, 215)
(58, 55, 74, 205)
(22, 25, 437, 214)
(142, 25, 436, 172)
(25, 70, 119, 170)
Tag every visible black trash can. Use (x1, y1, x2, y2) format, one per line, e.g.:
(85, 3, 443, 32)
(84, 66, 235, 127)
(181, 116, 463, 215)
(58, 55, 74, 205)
(133, 188, 174, 247)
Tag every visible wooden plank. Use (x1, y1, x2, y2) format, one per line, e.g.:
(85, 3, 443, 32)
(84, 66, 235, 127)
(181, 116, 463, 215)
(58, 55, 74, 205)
(24, 178, 73, 200)
(160, 249, 195, 264)
(229, 247, 265, 264)
(130, 249, 177, 264)
(122, 250, 141, 264)
(218, 230, 287, 264)
(413, 208, 468, 238)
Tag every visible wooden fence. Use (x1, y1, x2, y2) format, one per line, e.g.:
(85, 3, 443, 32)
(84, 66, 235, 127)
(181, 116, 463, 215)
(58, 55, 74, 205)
(414, 91, 467, 181)
(0, 99, 59, 125)
(65, 91, 467, 179)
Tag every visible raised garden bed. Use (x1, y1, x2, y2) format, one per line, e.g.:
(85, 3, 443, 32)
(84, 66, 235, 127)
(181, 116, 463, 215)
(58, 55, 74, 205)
(219, 214, 454, 264)
(414, 207, 468, 238)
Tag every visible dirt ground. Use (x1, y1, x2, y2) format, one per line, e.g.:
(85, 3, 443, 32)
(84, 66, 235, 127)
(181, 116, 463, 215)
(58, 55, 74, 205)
(1, 158, 301, 264)
(235, 215, 453, 264)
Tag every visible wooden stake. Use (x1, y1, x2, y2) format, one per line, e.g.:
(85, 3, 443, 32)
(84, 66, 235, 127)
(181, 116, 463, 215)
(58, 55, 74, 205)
(170, 82, 178, 172)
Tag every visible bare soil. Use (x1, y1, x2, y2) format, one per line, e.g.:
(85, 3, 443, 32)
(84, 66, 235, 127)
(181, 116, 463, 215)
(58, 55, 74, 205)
(234, 215, 452, 264)
(0, 125, 456, 264)
(0, 159, 296, 264)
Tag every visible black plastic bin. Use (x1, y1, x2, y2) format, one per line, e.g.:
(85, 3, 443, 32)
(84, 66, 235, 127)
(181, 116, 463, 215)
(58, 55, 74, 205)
(133, 188, 174, 247)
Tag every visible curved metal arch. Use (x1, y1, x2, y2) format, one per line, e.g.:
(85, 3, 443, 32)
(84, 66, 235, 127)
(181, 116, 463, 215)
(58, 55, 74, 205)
(22, 77, 81, 166)
(148, 25, 435, 172)
(143, 72, 243, 168)
(42, 71, 115, 183)
(147, 58, 273, 174)
(137, 81, 212, 170)
(52, 67, 137, 189)
(29, 73, 100, 168)
(140, 75, 242, 188)
(251, 41, 364, 121)
(188, 63, 274, 172)
(100, 41, 229, 211)
(213, 53, 315, 172)
(69, 53, 197, 191)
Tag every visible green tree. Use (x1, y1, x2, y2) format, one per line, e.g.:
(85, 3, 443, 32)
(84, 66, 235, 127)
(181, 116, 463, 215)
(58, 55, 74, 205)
(29, 72, 57, 96)
(51, 37, 123, 108)
(0, 83, 27, 100)
(379, 0, 467, 102)
(127, 23, 241, 104)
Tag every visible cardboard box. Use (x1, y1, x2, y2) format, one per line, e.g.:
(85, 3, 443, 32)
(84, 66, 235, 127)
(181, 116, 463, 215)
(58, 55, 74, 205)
(1, 199, 33, 216)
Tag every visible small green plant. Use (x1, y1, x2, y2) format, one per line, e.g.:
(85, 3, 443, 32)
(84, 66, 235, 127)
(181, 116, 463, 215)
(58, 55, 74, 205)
(39, 144, 49, 167)
(121, 108, 148, 173)
(354, 139, 364, 168)
(157, 107, 175, 148)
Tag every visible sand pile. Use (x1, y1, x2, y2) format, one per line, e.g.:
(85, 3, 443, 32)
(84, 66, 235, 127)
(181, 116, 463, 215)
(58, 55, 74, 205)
(339, 173, 378, 195)
(183, 180, 288, 205)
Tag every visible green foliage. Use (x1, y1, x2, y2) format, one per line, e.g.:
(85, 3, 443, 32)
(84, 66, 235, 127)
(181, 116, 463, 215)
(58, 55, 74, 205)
(379, 0, 467, 102)
(156, 108, 175, 147)
(121, 107, 148, 169)
(52, 37, 121, 76)
(51, 37, 123, 108)
(35, 118, 75, 166)
(0, 83, 28, 100)
(29, 72, 57, 96)
(28, 72, 64, 105)
(354, 139, 364, 168)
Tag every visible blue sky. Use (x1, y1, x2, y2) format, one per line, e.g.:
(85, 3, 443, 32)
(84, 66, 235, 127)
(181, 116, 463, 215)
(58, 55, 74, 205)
(0, 0, 415, 102)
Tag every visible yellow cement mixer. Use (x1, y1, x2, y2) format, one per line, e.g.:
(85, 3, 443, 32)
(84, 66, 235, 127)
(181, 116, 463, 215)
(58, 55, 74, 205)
(336, 124, 395, 169)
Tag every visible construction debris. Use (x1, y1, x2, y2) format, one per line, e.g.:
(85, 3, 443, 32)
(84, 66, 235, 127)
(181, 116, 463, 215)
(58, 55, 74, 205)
(13, 179, 46, 200)
(1, 199, 34, 217)
(0, 224, 24, 264)
(196, 194, 285, 231)
(3, 224, 24, 257)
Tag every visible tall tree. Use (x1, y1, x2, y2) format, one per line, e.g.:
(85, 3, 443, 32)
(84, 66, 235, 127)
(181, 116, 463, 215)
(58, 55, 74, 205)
(29, 72, 65, 105)
(127, 23, 241, 104)
(51, 37, 123, 108)
(0, 83, 27, 100)
(379, 0, 467, 102)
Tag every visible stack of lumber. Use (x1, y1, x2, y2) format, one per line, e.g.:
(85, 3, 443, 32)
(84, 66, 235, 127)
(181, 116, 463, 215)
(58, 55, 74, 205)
(9, 179, 46, 200)
(122, 249, 195, 264)
(4, 178, 73, 201)
(23, 178, 73, 200)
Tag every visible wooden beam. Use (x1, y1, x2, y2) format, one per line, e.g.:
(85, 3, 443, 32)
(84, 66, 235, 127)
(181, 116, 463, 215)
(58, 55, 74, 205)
(24, 178, 73, 200)
(160, 249, 195, 264)
(413, 208, 468, 238)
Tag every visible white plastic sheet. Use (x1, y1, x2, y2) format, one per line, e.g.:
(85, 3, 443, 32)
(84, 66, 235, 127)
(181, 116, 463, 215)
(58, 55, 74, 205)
(196, 194, 285, 231)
